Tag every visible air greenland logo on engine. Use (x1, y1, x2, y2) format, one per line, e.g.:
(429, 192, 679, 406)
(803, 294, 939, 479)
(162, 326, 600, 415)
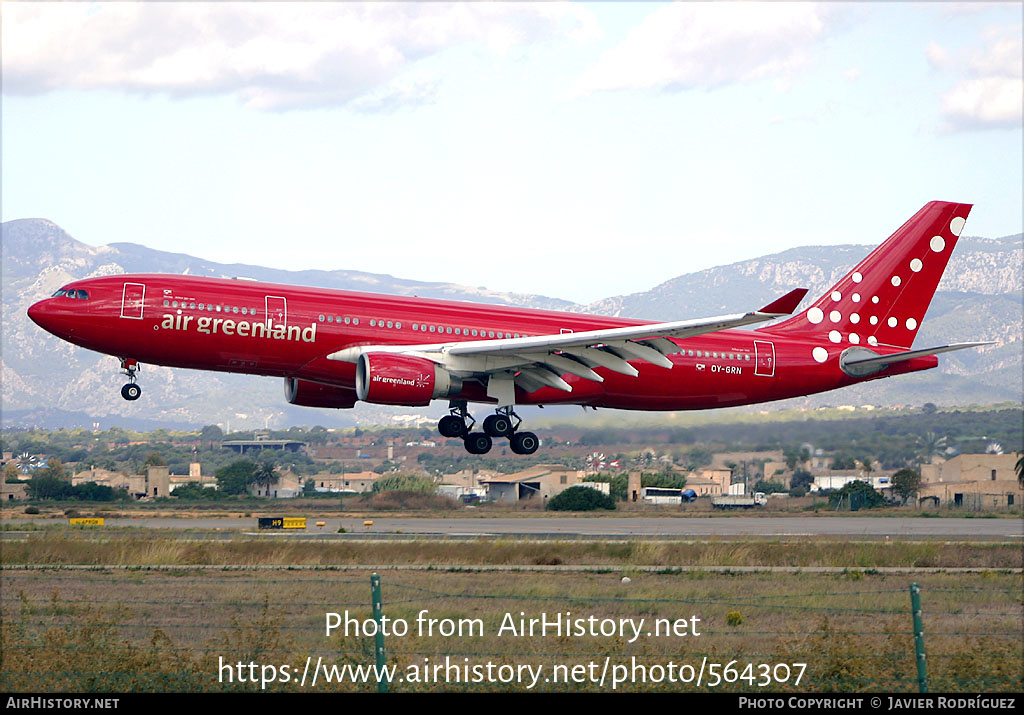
(372, 373, 431, 388)
(157, 313, 317, 343)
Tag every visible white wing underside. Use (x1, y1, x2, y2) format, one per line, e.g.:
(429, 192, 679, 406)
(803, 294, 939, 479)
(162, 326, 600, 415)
(327, 289, 807, 407)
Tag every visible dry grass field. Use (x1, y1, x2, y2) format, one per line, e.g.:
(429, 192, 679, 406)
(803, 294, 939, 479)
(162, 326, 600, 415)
(2, 533, 1021, 693)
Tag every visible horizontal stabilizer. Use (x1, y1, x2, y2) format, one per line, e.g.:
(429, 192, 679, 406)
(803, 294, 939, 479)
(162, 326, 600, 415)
(758, 288, 808, 316)
(840, 342, 991, 377)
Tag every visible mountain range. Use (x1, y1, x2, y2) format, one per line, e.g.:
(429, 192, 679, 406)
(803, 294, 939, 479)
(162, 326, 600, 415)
(2, 218, 1021, 430)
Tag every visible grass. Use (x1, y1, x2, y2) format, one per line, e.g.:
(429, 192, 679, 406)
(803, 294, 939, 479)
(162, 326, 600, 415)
(1, 534, 1022, 569)
(1, 567, 1020, 693)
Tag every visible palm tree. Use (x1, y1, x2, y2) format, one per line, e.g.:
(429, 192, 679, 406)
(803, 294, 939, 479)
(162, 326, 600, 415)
(251, 461, 280, 496)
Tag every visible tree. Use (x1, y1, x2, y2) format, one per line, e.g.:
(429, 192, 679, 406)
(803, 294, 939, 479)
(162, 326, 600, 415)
(37, 458, 66, 481)
(830, 480, 885, 510)
(547, 486, 616, 512)
(791, 470, 814, 491)
(891, 468, 921, 505)
(754, 479, 788, 494)
(200, 425, 224, 447)
(372, 474, 436, 494)
(3, 462, 22, 482)
(27, 475, 73, 500)
(251, 461, 280, 490)
(215, 461, 257, 495)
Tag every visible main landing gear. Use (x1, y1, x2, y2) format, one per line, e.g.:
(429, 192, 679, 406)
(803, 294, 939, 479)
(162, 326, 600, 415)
(119, 358, 142, 401)
(437, 401, 539, 455)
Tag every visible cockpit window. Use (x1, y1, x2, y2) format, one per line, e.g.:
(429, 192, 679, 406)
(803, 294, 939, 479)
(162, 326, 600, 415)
(51, 288, 89, 299)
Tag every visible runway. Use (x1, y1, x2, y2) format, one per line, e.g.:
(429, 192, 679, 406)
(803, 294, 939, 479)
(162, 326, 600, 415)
(8, 515, 1020, 539)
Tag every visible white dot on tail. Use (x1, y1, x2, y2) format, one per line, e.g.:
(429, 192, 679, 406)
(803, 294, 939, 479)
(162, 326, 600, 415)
(888, 317, 898, 328)
(852, 293, 861, 302)
(831, 291, 842, 302)
(872, 296, 879, 304)
(808, 307, 824, 324)
(910, 258, 923, 272)
(852, 272, 863, 283)
(850, 333, 860, 344)
(830, 310, 842, 323)
(870, 316, 878, 325)
(950, 216, 965, 236)
(868, 336, 878, 346)
(906, 318, 918, 330)
(891, 275, 902, 287)
(829, 331, 842, 343)
(813, 347, 828, 363)
(930, 235, 946, 253)
(851, 313, 860, 324)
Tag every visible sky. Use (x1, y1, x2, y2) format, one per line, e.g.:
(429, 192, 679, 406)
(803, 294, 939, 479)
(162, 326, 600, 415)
(3, 2, 1022, 304)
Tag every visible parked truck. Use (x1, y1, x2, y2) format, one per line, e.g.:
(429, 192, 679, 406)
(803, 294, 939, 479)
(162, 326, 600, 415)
(711, 492, 767, 509)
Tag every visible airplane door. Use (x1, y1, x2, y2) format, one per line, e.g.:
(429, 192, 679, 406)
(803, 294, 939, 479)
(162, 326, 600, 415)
(265, 296, 287, 326)
(754, 340, 775, 377)
(120, 282, 146, 320)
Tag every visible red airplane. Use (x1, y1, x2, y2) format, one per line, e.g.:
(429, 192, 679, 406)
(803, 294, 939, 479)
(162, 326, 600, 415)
(28, 201, 986, 455)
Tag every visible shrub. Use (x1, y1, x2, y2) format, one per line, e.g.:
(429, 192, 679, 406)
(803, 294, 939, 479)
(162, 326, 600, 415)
(547, 486, 616, 511)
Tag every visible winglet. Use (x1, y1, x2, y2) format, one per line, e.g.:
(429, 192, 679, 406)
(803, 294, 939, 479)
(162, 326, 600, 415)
(757, 288, 808, 316)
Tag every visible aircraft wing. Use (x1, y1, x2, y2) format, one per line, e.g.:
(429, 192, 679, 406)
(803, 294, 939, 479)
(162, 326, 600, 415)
(327, 289, 807, 402)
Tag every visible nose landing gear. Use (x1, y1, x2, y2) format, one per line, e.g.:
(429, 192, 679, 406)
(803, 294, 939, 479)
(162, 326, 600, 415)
(119, 358, 142, 401)
(435, 402, 539, 455)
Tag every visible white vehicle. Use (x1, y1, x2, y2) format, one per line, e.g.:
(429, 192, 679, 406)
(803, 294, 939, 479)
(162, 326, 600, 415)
(711, 492, 767, 509)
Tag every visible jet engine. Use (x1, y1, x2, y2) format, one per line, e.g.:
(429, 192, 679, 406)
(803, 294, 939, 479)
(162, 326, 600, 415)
(355, 353, 462, 406)
(284, 378, 358, 409)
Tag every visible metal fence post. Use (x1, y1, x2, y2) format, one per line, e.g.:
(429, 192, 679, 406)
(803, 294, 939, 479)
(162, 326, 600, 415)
(371, 572, 389, 693)
(910, 582, 928, 693)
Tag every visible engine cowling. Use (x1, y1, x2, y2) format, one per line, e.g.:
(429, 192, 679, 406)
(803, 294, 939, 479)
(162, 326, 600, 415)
(355, 353, 462, 406)
(284, 378, 358, 409)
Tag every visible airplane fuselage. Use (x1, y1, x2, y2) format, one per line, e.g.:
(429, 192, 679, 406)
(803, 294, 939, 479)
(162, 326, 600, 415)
(28, 272, 934, 412)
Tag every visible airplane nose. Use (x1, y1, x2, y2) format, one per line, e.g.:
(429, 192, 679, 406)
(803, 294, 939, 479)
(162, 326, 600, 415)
(27, 299, 45, 326)
(27, 298, 64, 336)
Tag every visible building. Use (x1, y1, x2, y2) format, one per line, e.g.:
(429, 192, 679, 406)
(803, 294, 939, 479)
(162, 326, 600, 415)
(810, 471, 892, 495)
(312, 472, 379, 493)
(918, 454, 1022, 509)
(1, 481, 27, 501)
(480, 465, 587, 505)
(249, 470, 303, 499)
(685, 468, 732, 497)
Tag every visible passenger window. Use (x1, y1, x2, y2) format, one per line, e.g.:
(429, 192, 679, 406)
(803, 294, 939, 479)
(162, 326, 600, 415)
(395, 322, 401, 329)
(345, 317, 352, 325)
(446, 327, 452, 334)
(387, 321, 394, 329)
(429, 326, 436, 333)
(164, 300, 170, 307)
(472, 330, 478, 337)
(370, 319, 376, 327)
(352, 318, 359, 325)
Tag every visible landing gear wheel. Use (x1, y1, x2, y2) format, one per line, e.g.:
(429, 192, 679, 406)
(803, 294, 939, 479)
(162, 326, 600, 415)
(121, 383, 142, 401)
(510, 431, 539, 455)
(438, 415, 468, 438)
(463, 432, 493, 455)
(483, 414, 513, 438)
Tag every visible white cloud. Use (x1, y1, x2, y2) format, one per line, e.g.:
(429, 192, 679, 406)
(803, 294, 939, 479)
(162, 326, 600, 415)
(571, 3, 828, 97)
(2, 2, 597, 111)
(937, 24, 1022, 131)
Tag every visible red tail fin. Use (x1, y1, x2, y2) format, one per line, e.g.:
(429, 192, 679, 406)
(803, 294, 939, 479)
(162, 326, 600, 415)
(765, 201, 972, 350)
